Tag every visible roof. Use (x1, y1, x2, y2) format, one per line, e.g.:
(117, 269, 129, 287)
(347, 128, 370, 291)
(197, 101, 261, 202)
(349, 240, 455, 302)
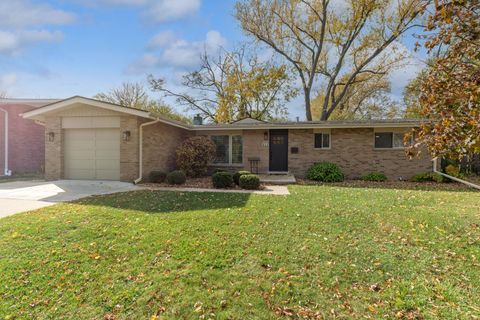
(0, 98, 61, 108)
(193, 119, 424, 131)
(19, 96, 424, 131)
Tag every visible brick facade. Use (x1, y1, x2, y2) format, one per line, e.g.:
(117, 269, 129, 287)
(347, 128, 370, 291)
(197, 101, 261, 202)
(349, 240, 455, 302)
(288, 128, 432, 179)
(0, 103, 45, 175)
(142, 121, 191, 179)
(34, 98, 432, 182)
(120, 116, 140, 181)
(44, 116, 63, 180)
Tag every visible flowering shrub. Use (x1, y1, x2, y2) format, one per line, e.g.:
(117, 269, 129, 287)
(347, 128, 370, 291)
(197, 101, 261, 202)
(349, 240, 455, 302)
(176, 137, 216, 177)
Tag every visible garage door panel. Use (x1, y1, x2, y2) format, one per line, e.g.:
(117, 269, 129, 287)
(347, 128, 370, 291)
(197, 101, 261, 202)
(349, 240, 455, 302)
(96, 159, 120, 170)
(64, 149, 95, 160)
(65, 159, 96, 170)
(64, 127, 120, 180)
(96, 169, 120, 180)
(65, 169, 95, 180)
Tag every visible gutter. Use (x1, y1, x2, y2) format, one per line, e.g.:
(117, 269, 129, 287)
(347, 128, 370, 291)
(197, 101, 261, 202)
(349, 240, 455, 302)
(133, 119, 160, 185)
(432, 157, 480, 190)
(0, 107, 11, 176)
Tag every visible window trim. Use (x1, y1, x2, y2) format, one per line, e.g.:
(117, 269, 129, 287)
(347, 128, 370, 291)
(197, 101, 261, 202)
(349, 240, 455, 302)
(373, 130, 412, 150)
(313, 130, 331, 150)
(211, 134, 243, 166)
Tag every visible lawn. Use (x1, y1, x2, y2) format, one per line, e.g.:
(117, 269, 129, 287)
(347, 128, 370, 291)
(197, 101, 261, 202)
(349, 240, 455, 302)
(0, 185, 479, 319)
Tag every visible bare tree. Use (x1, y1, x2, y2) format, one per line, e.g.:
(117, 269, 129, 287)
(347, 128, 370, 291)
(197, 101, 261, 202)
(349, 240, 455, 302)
(235, 0, 428, 120)
(95, 82, 148, 109)
(149, 46, 297, 123)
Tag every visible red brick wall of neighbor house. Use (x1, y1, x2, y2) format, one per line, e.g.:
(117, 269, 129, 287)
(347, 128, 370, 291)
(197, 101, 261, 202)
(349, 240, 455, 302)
(288, 128, 432, 180)
(0, 104, 45, 174)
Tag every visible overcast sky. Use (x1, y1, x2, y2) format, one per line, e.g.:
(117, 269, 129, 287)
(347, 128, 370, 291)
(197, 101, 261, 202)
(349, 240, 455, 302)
(0, 0, 425, 119)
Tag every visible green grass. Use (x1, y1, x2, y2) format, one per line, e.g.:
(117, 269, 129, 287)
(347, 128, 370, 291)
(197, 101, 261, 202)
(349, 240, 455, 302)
(0, 186, 479, 319)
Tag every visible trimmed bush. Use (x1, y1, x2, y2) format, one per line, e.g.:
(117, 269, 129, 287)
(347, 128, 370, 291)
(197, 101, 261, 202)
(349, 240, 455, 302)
(233, 170, 250, 185)
(410, 172, 444, 183)
(176, 137, 216, 177)
(239, 174, 261, 190)
(362, 172, 387, 182)
(148, 170, 167, 183)
(166, 170, 187, 185)
(306, 162, 344, 182)
(212, 172, 234, 189)
(212, 168, 228, 174)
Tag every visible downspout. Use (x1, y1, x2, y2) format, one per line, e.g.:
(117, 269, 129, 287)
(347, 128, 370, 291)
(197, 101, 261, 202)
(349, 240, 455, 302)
(432, 157, 480, 190)
(133, 119, 160, 184)
(0, 107, 11, 176)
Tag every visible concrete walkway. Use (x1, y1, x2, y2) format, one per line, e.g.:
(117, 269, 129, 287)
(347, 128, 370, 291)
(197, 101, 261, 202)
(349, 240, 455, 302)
(0, 180, 141, 218)
(145, 185, 290, 195)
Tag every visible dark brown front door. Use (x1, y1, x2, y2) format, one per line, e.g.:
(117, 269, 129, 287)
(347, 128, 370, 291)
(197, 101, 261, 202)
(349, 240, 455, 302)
(269, 129, 288, 172)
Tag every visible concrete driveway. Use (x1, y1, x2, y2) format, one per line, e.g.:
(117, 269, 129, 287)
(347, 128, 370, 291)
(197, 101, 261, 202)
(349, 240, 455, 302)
(0, 180, 141, 218)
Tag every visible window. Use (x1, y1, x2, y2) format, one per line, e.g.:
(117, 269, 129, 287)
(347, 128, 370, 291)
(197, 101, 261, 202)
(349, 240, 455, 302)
(212, 135, 229, 163)
(375, 132, 411, 149)
(211, 135, 243, 165)
(314, 133, 330, 149)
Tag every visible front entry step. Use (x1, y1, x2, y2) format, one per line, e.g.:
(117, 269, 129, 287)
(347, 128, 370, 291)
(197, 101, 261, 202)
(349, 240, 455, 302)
(258, 174, 296, 185)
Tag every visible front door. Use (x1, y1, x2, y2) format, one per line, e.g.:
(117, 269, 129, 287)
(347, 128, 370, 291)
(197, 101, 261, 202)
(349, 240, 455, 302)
(269, 129, 288, 172)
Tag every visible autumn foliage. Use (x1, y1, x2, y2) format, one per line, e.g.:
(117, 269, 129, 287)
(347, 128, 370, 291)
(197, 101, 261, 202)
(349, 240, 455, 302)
(176, 137, 216, 177)
(410, 0, 480, 159)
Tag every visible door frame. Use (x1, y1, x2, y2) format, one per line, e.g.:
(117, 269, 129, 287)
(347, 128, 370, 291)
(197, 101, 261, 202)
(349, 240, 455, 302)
(269, 129, 289, 172)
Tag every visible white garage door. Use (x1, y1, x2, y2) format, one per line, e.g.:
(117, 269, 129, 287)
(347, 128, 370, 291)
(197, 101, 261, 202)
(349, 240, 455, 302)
(64, 128, 120, 180)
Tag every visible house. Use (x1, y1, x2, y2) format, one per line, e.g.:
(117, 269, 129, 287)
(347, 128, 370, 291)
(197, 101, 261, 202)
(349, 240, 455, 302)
(21, 96, 432, 182)
(0, 98, 59, 176)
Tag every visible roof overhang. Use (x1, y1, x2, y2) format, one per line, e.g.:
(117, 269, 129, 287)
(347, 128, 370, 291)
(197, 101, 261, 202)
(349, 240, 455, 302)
(192, 120, 423, 131)
(21, 96, 153, 120)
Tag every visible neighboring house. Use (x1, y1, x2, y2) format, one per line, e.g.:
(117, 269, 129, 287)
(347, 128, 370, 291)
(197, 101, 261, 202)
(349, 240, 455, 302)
(22, 96, 432, 182)
(0, 99, 59, 176)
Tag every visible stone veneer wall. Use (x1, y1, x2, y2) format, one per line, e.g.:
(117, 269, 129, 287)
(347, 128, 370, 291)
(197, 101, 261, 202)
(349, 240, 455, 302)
(288, 128, 432, 179)
(142, 121, 192, 179)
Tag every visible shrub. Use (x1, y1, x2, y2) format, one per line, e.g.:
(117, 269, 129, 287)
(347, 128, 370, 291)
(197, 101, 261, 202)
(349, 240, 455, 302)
(176, 137, 216, 177)
(166, 170, 187, 185)
(239, 174, 261, 190)
(306, 162, 344, 182)
(212, 172, 234, 189)
(445, 164, 463, 178)
(410, 172, 444, 183)
(362, 172, 387, 182)
(212, 168, 228, 174)
(148, 170, 167, 183)
(233, 170, 250, 185)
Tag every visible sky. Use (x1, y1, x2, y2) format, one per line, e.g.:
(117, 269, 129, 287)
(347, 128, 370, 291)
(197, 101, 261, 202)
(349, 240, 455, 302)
(0, 0, 425, 120)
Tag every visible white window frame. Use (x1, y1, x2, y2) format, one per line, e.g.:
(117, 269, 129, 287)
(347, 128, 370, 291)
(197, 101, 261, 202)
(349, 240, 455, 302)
(313, 129, 331, 150)
(211, 134, 243, 166)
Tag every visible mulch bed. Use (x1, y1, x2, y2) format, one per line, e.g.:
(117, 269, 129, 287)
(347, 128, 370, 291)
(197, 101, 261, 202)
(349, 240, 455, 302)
(142, 176, 269, 190)
(296, 178, 475, 191)
(141, 176, 476, 192)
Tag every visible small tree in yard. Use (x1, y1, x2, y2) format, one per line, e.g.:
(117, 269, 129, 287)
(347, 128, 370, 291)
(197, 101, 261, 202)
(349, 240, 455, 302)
(176, 137, 216, 177)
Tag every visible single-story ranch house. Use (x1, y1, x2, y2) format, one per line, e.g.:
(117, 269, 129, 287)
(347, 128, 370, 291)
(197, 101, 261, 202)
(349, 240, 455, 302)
(22, 96, 432, 182)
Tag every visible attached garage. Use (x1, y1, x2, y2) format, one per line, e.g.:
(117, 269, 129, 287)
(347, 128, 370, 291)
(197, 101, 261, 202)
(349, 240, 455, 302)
(64, 128, 120, 180)
(21, 96, 192, 182)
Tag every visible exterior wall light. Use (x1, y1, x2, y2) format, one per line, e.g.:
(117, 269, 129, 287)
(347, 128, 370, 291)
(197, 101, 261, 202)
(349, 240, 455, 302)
(264, 131, 269, 141)
(123, 130, 131, 142)
(48, 132, 55, 142)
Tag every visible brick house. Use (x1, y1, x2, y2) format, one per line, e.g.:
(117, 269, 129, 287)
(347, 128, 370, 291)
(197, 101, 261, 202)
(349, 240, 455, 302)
(22, 96, 433, 182)
(0, 99, 59, 176)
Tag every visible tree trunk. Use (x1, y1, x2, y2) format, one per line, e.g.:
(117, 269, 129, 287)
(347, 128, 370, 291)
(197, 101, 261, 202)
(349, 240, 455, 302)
(304, 88, 312, 121)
